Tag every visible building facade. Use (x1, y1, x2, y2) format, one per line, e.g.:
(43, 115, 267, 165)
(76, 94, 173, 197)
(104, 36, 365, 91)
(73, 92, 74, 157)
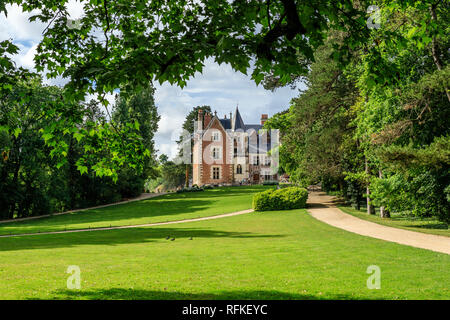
(192, 107, 279, 186)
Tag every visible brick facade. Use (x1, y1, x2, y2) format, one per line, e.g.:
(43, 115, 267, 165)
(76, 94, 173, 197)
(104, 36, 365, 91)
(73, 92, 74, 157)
(192, 107, 279, 186)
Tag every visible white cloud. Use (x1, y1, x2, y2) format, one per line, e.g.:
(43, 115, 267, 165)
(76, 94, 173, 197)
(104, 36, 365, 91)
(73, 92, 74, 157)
(12, 43, 38, 70)
(66, 0, 85, 19)
(0, 4, 45, 42)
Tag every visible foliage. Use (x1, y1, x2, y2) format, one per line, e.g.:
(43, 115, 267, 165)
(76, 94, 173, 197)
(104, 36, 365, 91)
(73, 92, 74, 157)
(265, 1, 449, 222)
(0, 0, 376, 177)
(262, 181, 279, 186)
(0, 78, 158, 220)
(144, 177, 164, 193)
(253, 187, 308, 211)
(160, 160, 186, 191)
(7, 0, 370, 93)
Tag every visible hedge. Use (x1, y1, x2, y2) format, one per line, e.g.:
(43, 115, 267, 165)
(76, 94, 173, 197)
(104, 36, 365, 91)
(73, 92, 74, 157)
(262, 181, 279, 186)
(252, 187, 308, 211)
(176, 185, 204, 193)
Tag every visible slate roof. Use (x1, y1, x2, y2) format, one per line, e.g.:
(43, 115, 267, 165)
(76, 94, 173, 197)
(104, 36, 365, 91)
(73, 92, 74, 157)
(244, 124, 263, 131)
(216, 106, 263, 133)
(232, 106, 245, 130)
(219, 118, 231, 130)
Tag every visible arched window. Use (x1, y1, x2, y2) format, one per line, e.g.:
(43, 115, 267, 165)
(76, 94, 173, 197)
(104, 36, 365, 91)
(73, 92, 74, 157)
(236, 164, 242, 174)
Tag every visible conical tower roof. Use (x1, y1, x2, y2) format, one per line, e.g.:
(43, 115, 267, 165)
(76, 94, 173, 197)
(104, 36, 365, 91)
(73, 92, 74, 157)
(232, 106, 245, 130)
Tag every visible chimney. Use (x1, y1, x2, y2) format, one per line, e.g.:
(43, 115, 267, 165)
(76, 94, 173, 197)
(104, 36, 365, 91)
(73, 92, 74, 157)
(224, 114, 227, 119)
(198, 109, 203, 130)
(204, 111, 212, 128)
(260, 114, 268, 126)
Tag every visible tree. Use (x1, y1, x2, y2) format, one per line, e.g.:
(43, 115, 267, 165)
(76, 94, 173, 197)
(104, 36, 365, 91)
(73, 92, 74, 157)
(177, 105, 212, 186)
(110, 84, 160, 196)
(0, 0, 372, 178)
(266, 33, 360, 193)
(160, 161, 185, 191)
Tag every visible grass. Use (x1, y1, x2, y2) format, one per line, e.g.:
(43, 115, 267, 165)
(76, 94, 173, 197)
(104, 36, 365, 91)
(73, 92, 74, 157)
(0, 185, 271, 236)
(338, 205, 449, 237)
(0, 207, 448, 299)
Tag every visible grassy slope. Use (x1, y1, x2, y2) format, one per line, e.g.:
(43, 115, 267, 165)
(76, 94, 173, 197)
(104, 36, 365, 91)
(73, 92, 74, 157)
(0, 209, 448, 299)
(338, 206, 449, 237)
(0, 186, 271, 236)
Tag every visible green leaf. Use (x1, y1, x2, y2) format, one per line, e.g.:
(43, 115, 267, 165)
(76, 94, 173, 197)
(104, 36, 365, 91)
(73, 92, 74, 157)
(78, 165, 88, 175)
(13, 128, 22, 138)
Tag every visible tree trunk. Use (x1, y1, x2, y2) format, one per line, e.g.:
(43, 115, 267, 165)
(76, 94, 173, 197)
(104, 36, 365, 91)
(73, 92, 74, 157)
(185, 164, 189, 187)
(9, 140, 20, 219)
(378, 169, 390, 218)
(365, 157, 375, 214)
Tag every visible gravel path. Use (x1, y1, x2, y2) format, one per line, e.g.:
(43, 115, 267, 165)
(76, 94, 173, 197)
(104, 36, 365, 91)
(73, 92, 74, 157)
(307, 192, 450, 255)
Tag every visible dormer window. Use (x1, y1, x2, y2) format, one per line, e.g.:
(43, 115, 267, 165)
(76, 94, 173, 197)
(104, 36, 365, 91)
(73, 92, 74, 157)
(212, 131, 221, 141)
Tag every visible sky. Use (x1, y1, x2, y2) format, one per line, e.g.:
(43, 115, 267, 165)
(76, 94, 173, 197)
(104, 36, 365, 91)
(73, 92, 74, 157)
(1, 1, 302, 159)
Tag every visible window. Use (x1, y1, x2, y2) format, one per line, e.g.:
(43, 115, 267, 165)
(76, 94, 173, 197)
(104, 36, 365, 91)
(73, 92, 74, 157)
(252, 156, 259, 165)
(212, 131, 220, 141)
(236, 164, 242, 174)
(264, 174, 272, 181)
(213, 167, 220, 180)
(265, 157, 271, 166)
(212, 147, 220, 159)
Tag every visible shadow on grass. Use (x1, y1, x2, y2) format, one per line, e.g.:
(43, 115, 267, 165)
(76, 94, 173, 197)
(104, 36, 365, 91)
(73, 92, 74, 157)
(307, 202, 329, 209)
(0, 186, 272, 234)
(42, 288, 367, 300)
(0, 198, 214, 233)
(404, 223, 448, 230)
(0, 226, 284, 251)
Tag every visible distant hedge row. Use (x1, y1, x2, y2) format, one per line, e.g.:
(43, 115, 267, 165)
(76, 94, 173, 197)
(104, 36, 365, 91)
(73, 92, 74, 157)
(176, 185, 204, 193)
(253, 187, 308, 211)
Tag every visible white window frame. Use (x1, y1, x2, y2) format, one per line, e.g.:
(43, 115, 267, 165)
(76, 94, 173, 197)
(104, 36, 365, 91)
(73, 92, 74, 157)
(212, 147, 221, 160)
(212, 166, 221, 180)
(212, 130, 221, 142)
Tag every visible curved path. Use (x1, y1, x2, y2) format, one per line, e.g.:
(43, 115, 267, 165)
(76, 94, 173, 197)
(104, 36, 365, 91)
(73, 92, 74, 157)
(307, 192, 450, 255)
(0, 209, 254, 238)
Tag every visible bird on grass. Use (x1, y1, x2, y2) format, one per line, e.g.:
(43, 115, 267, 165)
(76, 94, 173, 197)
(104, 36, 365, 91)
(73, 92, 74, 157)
(166, 235, 170, 240)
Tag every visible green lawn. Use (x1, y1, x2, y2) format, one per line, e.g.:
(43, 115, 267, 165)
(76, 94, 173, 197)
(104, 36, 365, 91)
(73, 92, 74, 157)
(338, 206, 449, 237)
(0, 185, 271, 236)
(0, 207, 448, 299)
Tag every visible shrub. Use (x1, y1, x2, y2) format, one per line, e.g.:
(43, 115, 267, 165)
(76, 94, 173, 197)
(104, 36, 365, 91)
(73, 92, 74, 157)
(252, 187, 308, 211)
(263, 181, 279, 186)
(176, 186, 204, 193)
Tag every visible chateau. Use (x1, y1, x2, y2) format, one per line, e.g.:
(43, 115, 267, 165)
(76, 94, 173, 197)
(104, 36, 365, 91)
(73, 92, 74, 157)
(192, 107, 279, 186)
